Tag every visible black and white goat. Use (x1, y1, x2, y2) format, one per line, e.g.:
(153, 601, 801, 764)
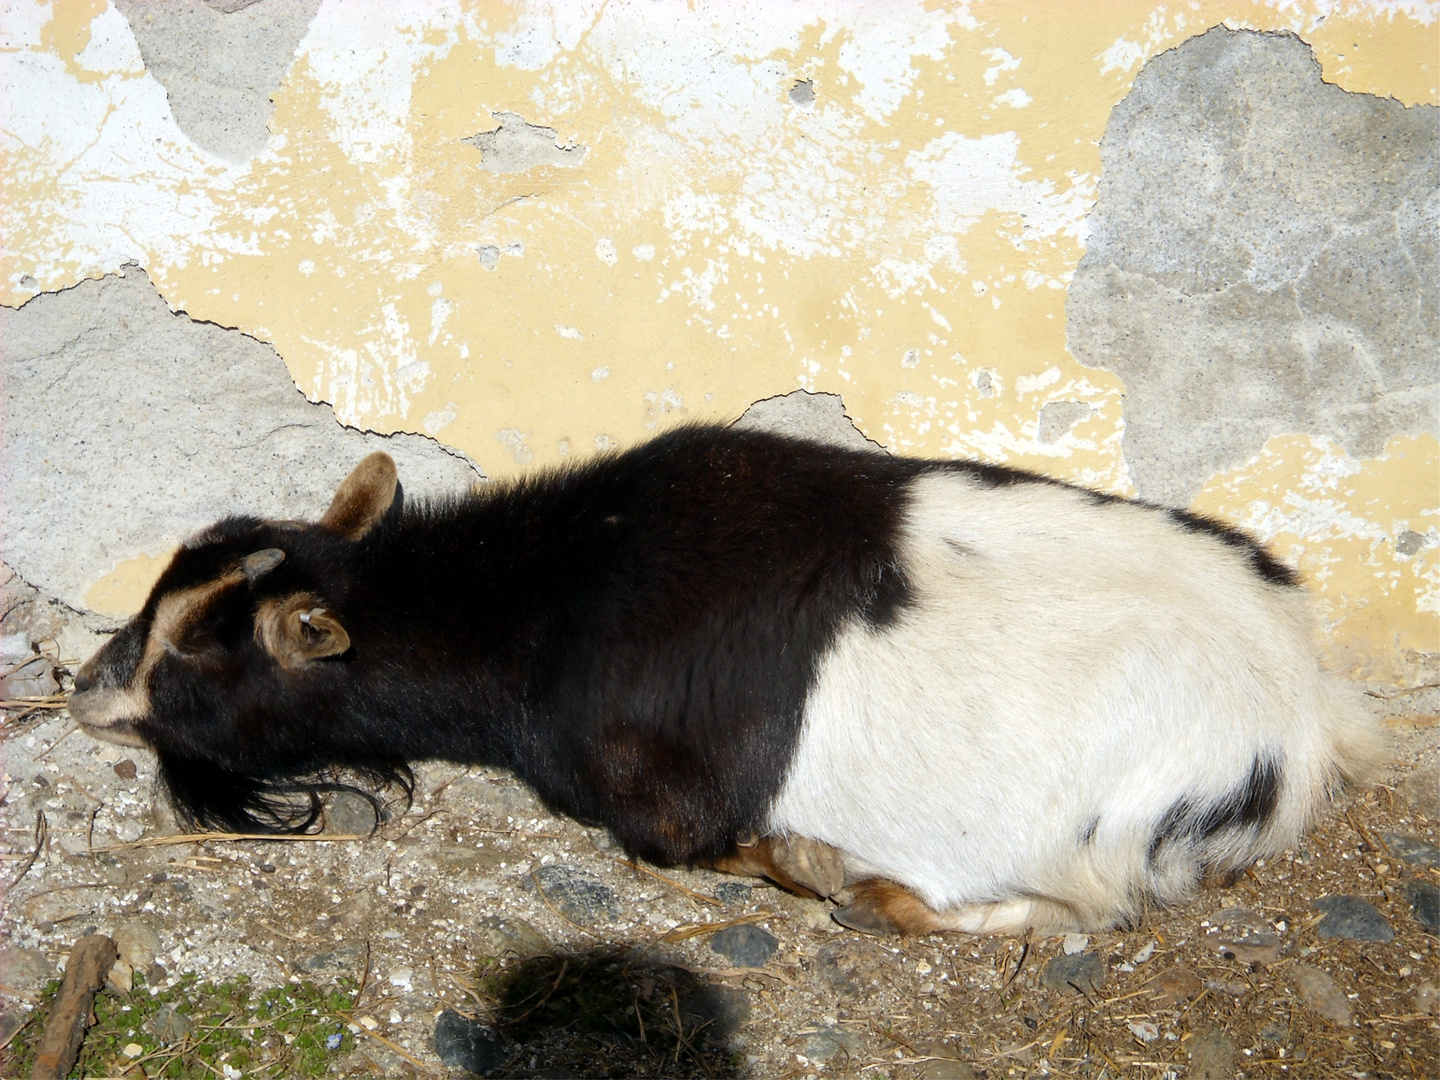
(71, 424, 1382, 935)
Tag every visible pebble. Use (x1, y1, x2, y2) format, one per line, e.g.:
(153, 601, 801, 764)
(1216, 930, 1282, 965)
(1384, 833, 1440, 870)
(679, 985, 751, 1040)
(0, 1008, 31, 1049)
(300, 946, 366, 976)
(433, 1008, 509, 1074)
(1040, 952, 1104, 996)
(1147, 966, 1202, 1006)
(803, 1024, 861, 1064)
(325, 790, 378, 835)
(1414, 981, 1439, 1017)
(1288, 963, 1352, 1026)
(713, 881, 753, 906)
(473, 915, 551, 960)
(113, 919, 162, 969)
(526, 864, 621, 924)
(0, 945, 53, 994)
(148, 1003, 194, 1044)
(1312, 895, 1394, 942)
(709, 924, 778, 968)
(1404, 880, 1439, 934)
(112, 759, 137, 781)
(1397, 764, 1439, 819)
(1186, 1028, 1236, 1080)
(915, 1041, 978, 1080)
(1061, 933, 1089, 955)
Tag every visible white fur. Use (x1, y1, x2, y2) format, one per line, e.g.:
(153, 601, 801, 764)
(767, 471, 1381, 932)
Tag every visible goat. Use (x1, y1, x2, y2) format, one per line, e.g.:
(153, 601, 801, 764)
(70, 424, 1383, 935)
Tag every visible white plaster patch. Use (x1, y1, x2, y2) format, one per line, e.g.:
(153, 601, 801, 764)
(595, 237, 617, 265)
(422, 401, 458, 434)
(993, 87, 1032, 108)
(555, 323, 583, 340)
(907, 131, 1094, 241)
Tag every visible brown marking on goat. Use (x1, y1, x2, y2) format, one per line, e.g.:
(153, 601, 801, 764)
(318, 452, 397, 540)
(254, 592, 351, 669)
(70, 573, 244, 740)
(831, 878, 948, 936)
(700, 834, 845, 899)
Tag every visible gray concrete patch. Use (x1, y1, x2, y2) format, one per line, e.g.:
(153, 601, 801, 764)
(1068, 27, 1439, 506)
(113, 0, 321, 163)
(734, 389, 884, 451)
(462, 112, 588, 173)
(0, 266, 482, 614)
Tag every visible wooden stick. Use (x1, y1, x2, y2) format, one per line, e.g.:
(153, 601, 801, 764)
(32, 934, 118, 1079)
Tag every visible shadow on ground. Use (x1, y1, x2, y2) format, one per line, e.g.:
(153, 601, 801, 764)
(449, 948, 751, 1078)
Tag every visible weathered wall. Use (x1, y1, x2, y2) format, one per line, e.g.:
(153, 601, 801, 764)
(2, 0, 1435, 683)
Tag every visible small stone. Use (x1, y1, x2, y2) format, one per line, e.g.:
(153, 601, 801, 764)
(1396, 765, 1440, 819)
(1186, 1027, 1237, 1080)
(325, 790, 378, 835)
(1312, 895, 1393, 942)
(474, 915, 551, 960)
(148, 1003, 194, 1044)
(803, 1025, 862, 1064)
(916, 1044, 978, 1080)
(0, 656, 57, 699)
(1040, 952, 1105, 995)
(1062, 933, 1089, 955)
(1258, 1021, 1290, 1045)
(713, 881, 753, 906)
(1127, 1020, 1159, 1042)
(0, 1007, 31, 1050)
(108, 960, 133, 993)
(1414, 981, 1439, 1016)
(1404, 880, 1439, 934)
(1289, 962, 1352, 1026)
(1216, 929, 1282, 964)
(678, 985, 751, 1039)
(816, 940, 869, 993)
(0, 945, 53, 994)
(112, 759, 137, 781)
(113, 919, 162, 969)
(114, 820, 144, 842)
(434, 1009, 508, 1074)
(1148, 966, 1203, 1006)
(526, 864, 621, 924)
(709, 924, 778, 968)
(1384, 833, 1440, 869)
(301, 946, 366, 976)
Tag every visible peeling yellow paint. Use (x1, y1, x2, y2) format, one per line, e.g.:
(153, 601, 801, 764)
(85, 551, 173, 619)
(1194, 435, 1440, 685)
(6, 1, 1436, 663)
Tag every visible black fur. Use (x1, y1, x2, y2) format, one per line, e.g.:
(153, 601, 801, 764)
(1148, 754, 1283, 862)
(1165, 508, 1299, 588)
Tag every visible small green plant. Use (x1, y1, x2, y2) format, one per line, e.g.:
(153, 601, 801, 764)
(2, 970, 358, 1078)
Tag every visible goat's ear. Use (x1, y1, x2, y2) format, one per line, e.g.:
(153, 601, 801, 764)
(255, 594, 352, 669)
(319, 452, 398, 540)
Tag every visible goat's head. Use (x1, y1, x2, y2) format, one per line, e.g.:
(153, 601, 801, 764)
(69, 452, 407, 831)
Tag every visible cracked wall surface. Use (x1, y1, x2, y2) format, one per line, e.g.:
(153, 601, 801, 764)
(1, 267, 481, 616)
(1, 0, 1435, 681)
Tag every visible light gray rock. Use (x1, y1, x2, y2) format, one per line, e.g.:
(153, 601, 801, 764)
(1069, 27, 1439, 506)
(525, 864, 621, 925)
(324, 791, 378, 836)
(708, 924, 778, 968)
(1397, 765, 1440, 820)
(734, 390, 884, 452)
(1384, 833, 1440, 869)
(473, 915, 551, 960)
(1186, 1027, 1238, 1079)
(148, 1003, 194, 1045)
(803, 1024, 861, 1064)
(112, 920, 162, 969)
(1040, 951, 1105, 995)
(0, 945, 53, 994)
(113, 0, 322, 163)
(1289, 962, 1352, 1025)
(1, 268, 482, 613)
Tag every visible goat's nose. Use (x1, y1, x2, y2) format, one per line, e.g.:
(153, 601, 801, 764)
(73, 673, 92, 693)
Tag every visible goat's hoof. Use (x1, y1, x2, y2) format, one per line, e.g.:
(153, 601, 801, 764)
(772, 835, 844, 898)
(832, 898, 900, 936)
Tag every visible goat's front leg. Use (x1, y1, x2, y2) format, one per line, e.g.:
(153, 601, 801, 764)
(698, 833, 845, 900)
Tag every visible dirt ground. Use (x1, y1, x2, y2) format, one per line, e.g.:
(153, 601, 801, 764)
(1, 568, 1437, 1079)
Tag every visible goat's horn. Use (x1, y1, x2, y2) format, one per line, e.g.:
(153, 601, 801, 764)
(242, 548, 287, 583)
